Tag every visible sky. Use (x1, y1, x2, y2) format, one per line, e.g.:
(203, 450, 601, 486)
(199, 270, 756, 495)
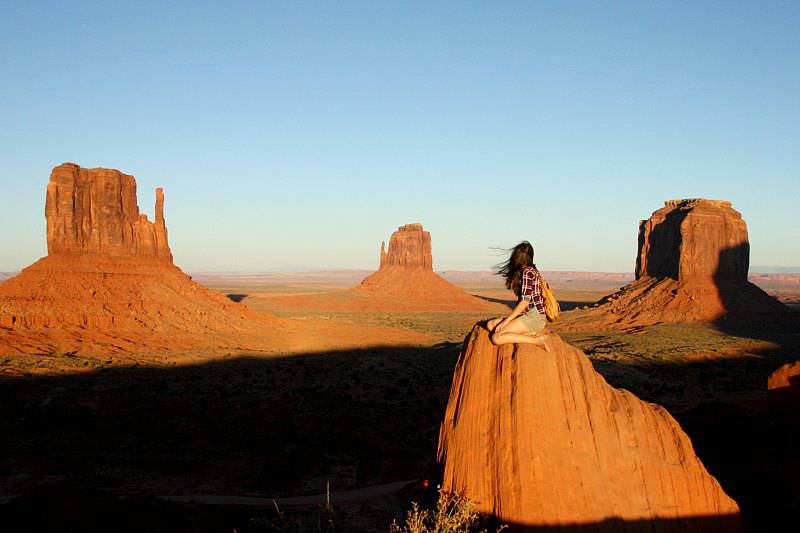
(1, 1, 798, 272)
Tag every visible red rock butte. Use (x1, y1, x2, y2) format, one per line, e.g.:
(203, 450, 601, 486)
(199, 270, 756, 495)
(46, 163, 173, 260)
(379, 223, 433, 269)
(0, 163, 280, 356)
(354, 223, 499, 311)
(437, 323, 743, 530)
(559, 199, 796, 330)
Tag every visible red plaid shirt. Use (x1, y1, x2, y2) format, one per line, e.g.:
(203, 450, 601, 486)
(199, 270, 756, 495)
(520, 266, 545, 314)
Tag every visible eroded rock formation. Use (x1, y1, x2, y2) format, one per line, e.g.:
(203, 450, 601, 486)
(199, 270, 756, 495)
(437, 323, 743, 530)
(559, 199, 795, 330)
(46, 163, 172, 260)
(379, 223, 433, 269)
(355, 223, 498, 311)
(0, 163, 279, 356)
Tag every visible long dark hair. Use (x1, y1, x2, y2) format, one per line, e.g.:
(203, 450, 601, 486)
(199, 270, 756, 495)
(495, 241, 535, 296)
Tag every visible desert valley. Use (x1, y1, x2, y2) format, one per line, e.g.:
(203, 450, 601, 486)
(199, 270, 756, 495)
(5, 4, 800, 532)
(1, 163, 798, 532)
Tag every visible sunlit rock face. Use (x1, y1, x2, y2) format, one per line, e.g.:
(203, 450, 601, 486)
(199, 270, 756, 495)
(437, 323, 743, 530)
(0, 162, 277, 356)
(46, 162, 172, 261)
(379, 223, 433, 270)
(635, 199, 748, 284)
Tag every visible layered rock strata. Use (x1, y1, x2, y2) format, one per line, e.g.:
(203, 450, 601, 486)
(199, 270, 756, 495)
(436, 323, 743, 530)
(46, 163, 172, 260)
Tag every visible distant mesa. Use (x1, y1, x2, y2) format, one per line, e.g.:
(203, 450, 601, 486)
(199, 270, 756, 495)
(436, 323, 743, 530)
(0, 162, 278, 356)
(559, 199, 796, 330)
(354, 223, 499, 311)
(379, 223, 433, 269)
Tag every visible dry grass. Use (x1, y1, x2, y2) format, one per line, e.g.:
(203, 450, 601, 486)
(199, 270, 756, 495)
(390, 488, 505, 533)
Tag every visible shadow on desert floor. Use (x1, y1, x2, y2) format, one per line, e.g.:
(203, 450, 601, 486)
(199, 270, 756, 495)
(0, 332, 798, 531)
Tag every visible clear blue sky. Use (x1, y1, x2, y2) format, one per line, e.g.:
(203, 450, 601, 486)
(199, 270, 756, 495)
(1, 1, 798, 272)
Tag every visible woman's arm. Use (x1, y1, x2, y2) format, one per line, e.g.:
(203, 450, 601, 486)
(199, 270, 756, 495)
(496, 299, 530, 331)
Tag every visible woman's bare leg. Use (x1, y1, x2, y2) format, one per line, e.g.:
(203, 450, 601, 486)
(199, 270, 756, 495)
(486, 317, 503, 331)
(491, 318, 550, 350)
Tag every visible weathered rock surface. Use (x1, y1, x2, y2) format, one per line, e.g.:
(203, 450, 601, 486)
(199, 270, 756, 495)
(379, 223, 433, 270)
(0, 163, 280, 356)
(355, 223, 498, 311)
(46, 163, 172, 260)
(636, 199, 748, 283)
(559, 199, 796, 330)
(437, 323, 743, 530)
(768, 361, 800, 419)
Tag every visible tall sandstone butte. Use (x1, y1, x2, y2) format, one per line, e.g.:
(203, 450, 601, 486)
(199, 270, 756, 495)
(46, 163, 172, 260)
(379, 223, 433, 269)
(437, 324, 743, 531)
(355, 223, 498, 311)
(559, 199, 795, 329)
(0, 163, 277, 356)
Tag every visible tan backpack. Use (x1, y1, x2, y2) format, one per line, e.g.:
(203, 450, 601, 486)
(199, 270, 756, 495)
(538, 272, 560, 322)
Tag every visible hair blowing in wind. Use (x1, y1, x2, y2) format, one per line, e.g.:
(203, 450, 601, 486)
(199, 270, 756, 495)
(495, 241, 535, 297)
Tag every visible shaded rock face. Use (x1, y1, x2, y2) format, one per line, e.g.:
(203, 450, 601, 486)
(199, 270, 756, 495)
(46, 163, 172, 261)
(559, 199, 796, 330)
(437, 324, 742, 531)
(379, 223, 433, 270)
(636, 199, 748, 284)
(0, 163, 277, 356)
(768, 361, 800, 419)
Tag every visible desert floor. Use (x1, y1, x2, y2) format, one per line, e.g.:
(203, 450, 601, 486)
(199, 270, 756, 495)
(1, 273, 798, 532)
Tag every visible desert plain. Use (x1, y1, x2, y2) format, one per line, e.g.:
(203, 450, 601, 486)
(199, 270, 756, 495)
(1, 166, 799, 533)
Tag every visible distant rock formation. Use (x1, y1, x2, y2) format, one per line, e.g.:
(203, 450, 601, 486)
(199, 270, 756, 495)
(379, 223, 433, 269)
(0, 163, 278, 356)
(559, 199, 796, 330)
(768, 361, 800, 420)
(354, 224, 499, 311)
(436, 323, 743, 530)
(46, 163, 172, 260)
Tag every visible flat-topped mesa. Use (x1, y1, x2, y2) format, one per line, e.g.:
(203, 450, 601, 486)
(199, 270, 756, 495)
(378, 223, 433, 270)
(45, 162, 172, 261)
(636, 198, 748, 284)
(558, 198, 796, 330)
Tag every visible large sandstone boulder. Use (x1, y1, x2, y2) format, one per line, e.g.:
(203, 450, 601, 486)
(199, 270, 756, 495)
(437, 323, 742, 530)
(0, 163, 279, 356)
(768, 361, 800, 420)
(559, 199, 795, 330)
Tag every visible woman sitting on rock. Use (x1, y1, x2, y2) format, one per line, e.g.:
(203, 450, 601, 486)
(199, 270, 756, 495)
(487, 241, 550, 349)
